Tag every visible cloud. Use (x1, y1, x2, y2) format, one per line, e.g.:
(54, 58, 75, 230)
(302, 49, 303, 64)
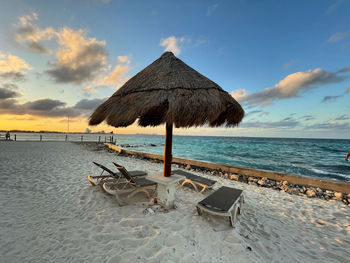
(0, 72, 26, 82)
(100, 64, 130, 86)
(0, 96, 105, 118)
(193, 38, 207, 47)
(307, 121, 349, 130)
(74, 98, 106, 110)
(26, 41, 51, 54)
(100, 56, 130, 86)
(245, 110, 262, 117)
(58, 118, 80, 123)
(82, 86, 97, 95)
(0, 52, 31, 79)
(14, 13, 109, 84)
(207, 3, 219, 16)
(241, 117, 300, 129)
(233, 68, 344, 106)
(13, 13, 128, 88)
(338, 66, 350, 73)
(0, 98, 76, 117)
(322, 95, 342, 103)
(14, 12, 55, 54)
(328, 31, 350, 43)
(322, 86, 350, 103)
(326, 0, 344, 15)
(230, 88, 248, 101)
(5, 116, 37, 121)
(0, 85, 21, 99)
(283, 59, 297, 70)
(117, 56, 130, 63)
(18, 12, 38, 25)
(46, 28, 108, 84)
(160, 36, 186, 56)
(25, 98, 66, 111)
(0, 83, 19, 90)
(300, 115, 316, 121)
(334, 115, 349, 121)
(83, 86, 95, 92)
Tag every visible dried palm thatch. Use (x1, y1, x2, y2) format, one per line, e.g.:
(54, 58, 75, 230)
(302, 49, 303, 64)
(89, 52, 244, 128)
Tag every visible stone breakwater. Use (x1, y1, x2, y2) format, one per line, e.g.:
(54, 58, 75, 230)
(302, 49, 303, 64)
(102, 143, 350, 206)
(183, 165, 350, 205)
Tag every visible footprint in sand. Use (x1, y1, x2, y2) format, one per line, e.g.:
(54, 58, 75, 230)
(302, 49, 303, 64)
(164, 234, 185, 247)
(119, 218, 144, 228)
(119, 238, 145, 248)
(332, 212, 346, 218)
(132, 225, 159, 238)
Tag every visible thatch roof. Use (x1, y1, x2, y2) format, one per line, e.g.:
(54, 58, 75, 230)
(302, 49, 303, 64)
(89, 52, 244, 128)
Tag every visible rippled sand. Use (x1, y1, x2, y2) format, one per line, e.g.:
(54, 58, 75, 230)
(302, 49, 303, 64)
(0, 142, 349, 263)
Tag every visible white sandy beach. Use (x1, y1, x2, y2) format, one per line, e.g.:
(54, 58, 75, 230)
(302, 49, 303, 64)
(0, 142, 349, 263)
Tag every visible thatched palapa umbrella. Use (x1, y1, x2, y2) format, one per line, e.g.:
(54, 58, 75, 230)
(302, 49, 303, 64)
(89, 52, 244, 177)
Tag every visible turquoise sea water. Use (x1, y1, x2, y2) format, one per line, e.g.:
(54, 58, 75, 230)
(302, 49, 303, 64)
(116, 135, 350, 182)
(4, 133, 350, 181)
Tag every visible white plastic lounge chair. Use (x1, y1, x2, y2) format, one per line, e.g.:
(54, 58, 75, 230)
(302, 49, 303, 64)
(196, 186, 244, 227)
(88, 161, 147, 186)
(102, 162, 157, 206)
(172, 169, 216, 192)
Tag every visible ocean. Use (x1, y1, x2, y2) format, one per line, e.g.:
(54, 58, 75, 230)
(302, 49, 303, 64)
(2, 132, 350, 182)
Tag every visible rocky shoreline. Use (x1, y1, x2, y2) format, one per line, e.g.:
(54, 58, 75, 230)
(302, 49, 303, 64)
(178, 163, 350, 206)
(205, 168, 349, 204)
(90, 142, 350, 206)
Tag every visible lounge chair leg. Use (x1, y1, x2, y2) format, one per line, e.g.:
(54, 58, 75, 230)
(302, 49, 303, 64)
(115, 193, 124, 206)
(230, 205, 241, 227)
(229, 208, 236, 227)
(88, 175, 98, 186)
(151, 187, 157, 198)
(181, 179, 198, 192)
(196, 206, 203, 215)
(199, 185, 206, 193)
(239, 196, 244, 213)
(229, 216, 234, 227)
(102, 183, 116, 195)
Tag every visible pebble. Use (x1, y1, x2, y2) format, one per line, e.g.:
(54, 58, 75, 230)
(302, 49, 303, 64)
(147, 208, 155, 215)
(257, 177, 267, 186)
(287, 188, 300, 195)
(306, 190, 316, 198)
(334, 192, 343, 200)
(230, 174, 239, 181)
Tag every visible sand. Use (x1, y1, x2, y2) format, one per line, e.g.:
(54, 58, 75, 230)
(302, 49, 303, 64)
(0, 142, 349, 263)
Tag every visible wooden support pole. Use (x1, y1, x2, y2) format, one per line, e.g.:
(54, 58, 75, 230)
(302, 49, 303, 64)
(163, 122, 173, 177)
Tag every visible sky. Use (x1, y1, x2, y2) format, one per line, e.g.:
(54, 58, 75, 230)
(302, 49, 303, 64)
(0, 0, 349, 139)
